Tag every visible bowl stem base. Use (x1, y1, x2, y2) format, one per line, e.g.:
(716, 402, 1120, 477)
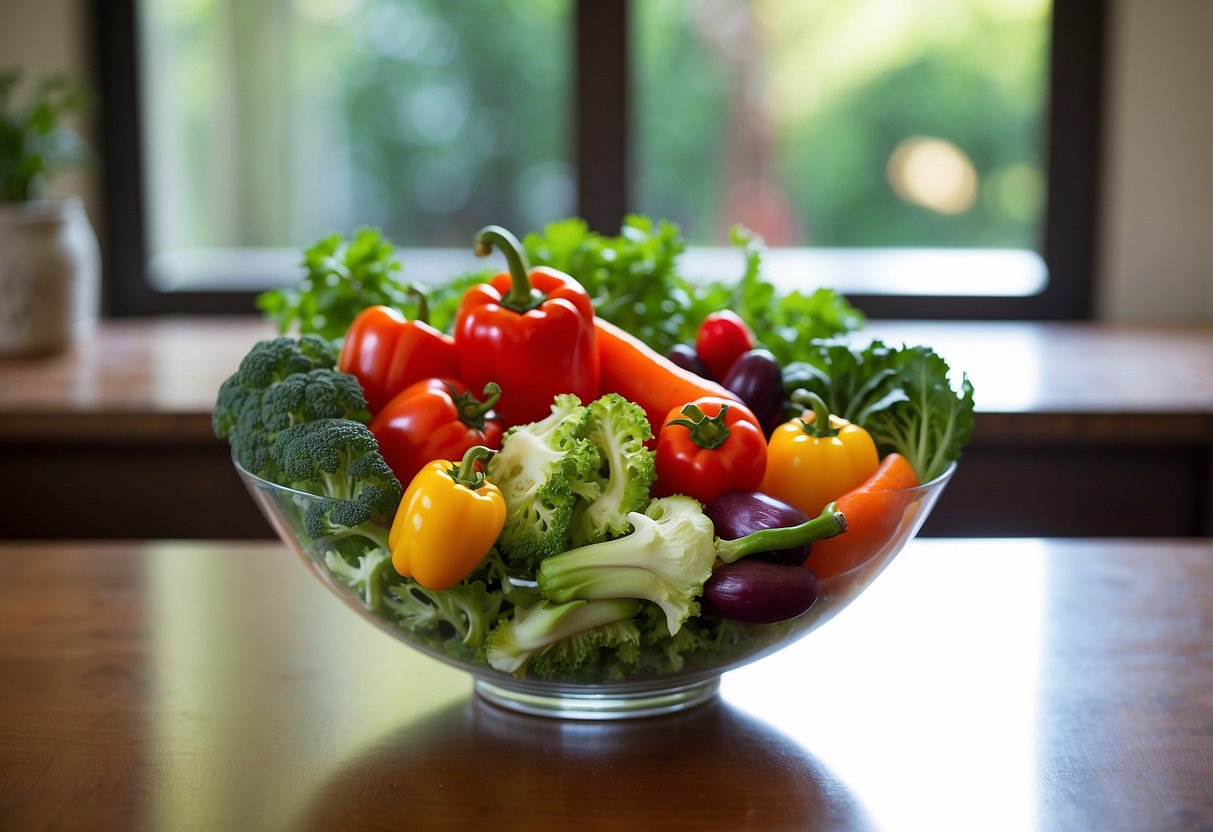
(474, 676, 721, 720)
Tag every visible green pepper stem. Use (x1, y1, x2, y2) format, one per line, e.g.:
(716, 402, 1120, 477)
(791, 389, 839, 438)
(406, 284, 431, 325)
(666, 403, 732, 450)
(715, 501, 847, 563)
(446, 381, 501, 430)
(448, 445, 496, 490)
(473, 225, 541, 313)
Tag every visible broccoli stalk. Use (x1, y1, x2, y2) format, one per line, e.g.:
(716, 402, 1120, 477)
(538, 496, 718, 636)
(270, 418, 402, 549)
(486, 394, 599, 567)
(570, 393, 656, 547)
(385, 578, 506, 650)
(538, 496, 848, 636)
(323, 547, 392, 611)
(485, 598, 642, 676)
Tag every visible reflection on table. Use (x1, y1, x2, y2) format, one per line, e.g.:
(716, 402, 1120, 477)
(1, 538, 1210, 831)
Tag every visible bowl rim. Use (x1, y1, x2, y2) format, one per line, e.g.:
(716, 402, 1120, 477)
(233, 455, 958, 508)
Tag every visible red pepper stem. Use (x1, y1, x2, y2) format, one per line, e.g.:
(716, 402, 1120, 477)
(666, 403, 732, 450)
(449, 382, 501, 430)
(793, 390, 840, 438)
(473, 225, 542, 313)
(406, 284, 431, 325)
(448, 445, 496, 490)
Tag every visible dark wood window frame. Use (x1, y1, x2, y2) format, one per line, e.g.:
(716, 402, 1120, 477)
(90, 0, 1106, 320)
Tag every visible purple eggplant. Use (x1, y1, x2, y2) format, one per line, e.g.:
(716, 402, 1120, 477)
(666, 343, 713, 380)
(721, 348, 785, 435)
(707, 489, 816, 565)
(701, 559, 820, 623)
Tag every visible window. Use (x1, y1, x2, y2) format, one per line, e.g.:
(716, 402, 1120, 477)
(93, 0, 1105, 318)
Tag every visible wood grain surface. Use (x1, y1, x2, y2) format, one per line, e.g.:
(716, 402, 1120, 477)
(1, 538, 1210, 831)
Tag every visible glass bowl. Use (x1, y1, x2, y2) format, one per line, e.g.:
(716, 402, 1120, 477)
(235, 459, 955, 720)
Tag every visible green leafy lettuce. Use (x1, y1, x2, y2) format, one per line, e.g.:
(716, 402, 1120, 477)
(257, 227, 418, 343)
(783, 340, 976, 482)
(524, 215, 864, 361)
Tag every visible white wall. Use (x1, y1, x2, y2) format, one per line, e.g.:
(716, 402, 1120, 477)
(0, 0, 97, 222)
(1097, 0, 1213, 322)
(2, 0, 1210, 323)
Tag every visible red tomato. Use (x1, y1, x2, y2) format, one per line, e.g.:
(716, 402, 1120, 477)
(369, 378, 504, 485)
(695, 310, 754, 380)
(654, 396, 767, 505)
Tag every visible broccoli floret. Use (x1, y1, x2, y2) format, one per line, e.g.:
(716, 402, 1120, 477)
(486, 394, 599, 568)
(270, 418, 402, 548)
(570, 393, 655, 547)
(385, 578, 507, 653)
(323, 546, 393, 611)
(213, 334, 339, 437)
(627, 605, 744, 675)
(485, 598, 642, 676)
(258, 369, 370, 432)
(214, 335, 369, 479)
(537, 495, 718, 636)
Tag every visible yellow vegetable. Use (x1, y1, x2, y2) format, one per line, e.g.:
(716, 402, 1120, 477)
(389, 445, 505, 590)
(760, 391, 879, 518)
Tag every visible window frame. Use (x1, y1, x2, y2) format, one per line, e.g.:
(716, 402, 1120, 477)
(91, 0, 1106, 320)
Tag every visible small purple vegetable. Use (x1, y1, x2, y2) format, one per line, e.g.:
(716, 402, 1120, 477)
(701, 559, 820, 623)
(722, 348, 785, 435)
(666, 343, 713, 379)
(706, 489, 814, 565)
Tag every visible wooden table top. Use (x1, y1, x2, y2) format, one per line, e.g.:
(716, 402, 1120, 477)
(2, 537, 1210, 831)
(1, 316, 1211, 444)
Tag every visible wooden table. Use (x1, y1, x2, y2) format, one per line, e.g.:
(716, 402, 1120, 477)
(1, 317, 1212, 537)
(2, 537, 1210, 831)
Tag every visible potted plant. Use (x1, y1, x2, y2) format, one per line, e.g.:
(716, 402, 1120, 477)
(0, 69, 99, 356)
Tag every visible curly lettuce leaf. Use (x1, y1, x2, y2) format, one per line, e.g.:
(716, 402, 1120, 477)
(784, 340, 975, 482)
(524, 215, 862, 358)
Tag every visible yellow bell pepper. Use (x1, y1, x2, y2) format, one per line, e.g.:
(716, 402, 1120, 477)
(760, 391, 879, 518)
(389, 445, 505, 590)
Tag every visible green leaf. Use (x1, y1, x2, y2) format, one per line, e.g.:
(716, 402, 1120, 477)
(783, 339, 975, 482)
(255, 227, 418, 342)
(524, 215, 863, 359)
(0, 69, 89, 201)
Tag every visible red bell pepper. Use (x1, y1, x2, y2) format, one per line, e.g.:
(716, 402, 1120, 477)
(453, 225, 599, 427)
(339, 303, 459, 414)
(370, 378, 504, 485)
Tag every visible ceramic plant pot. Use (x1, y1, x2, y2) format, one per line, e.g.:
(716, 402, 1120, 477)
(0, 195, 100, 356)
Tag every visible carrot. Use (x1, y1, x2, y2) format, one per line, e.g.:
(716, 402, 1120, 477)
(805, 453, 920, 579)
(595, 317, 739, 434)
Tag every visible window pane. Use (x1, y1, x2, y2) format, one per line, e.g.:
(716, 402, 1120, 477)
(138, 0, 571, 288)
(634, 0, 1050, 251)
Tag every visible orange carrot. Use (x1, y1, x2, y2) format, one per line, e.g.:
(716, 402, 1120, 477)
(805, 453, 920, 579)
(595, 317, 739, 434)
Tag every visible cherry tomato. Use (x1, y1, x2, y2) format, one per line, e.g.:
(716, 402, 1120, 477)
(695, 311, 754, 380)
(654, 396, 767, 505)
(369, 378, 504, 485)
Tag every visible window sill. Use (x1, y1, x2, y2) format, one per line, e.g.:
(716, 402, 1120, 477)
(148, 245, 1047, 300)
